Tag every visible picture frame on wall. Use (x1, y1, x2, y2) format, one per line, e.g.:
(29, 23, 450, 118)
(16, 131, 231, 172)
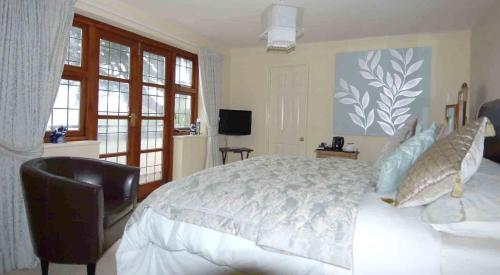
(445, 104, 458, 132)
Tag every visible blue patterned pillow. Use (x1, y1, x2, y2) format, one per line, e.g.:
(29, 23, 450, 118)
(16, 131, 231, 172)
(376, 123, 439, 193)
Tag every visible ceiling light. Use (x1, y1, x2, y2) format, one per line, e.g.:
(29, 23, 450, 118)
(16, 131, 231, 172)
(259, 3, 304, 53)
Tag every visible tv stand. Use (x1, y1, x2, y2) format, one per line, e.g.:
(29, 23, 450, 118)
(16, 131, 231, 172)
(219, 147, 254, 164)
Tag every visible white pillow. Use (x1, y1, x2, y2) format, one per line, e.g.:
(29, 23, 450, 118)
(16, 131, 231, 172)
(422, 158, 500, 239)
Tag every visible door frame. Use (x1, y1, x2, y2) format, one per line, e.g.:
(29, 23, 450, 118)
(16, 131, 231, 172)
(266, 64, 310, 156)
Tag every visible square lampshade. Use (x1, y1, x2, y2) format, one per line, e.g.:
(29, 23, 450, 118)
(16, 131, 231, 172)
(260, 4, 304, 52)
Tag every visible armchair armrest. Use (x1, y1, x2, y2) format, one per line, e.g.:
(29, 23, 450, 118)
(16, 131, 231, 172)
(20, 165, 105, 263)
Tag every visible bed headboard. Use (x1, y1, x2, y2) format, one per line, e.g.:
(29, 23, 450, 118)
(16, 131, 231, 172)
(478, 99, 500, 163)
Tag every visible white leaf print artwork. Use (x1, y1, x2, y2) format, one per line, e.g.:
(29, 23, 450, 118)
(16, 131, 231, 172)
(335, 47, 429, 136)
(355, 48, 426, 135)
(335, 80, 374, 134)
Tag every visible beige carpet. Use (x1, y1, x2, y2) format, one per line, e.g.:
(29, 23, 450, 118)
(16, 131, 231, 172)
(4, 241, 119, 275)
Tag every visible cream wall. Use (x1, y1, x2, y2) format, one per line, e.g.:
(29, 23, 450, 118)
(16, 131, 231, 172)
(228, 31, 471, 161)
(471, 1, 500, 115)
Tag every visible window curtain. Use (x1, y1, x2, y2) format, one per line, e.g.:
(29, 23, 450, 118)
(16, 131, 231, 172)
(199, 48, 224, 168)
(0, 0, 75, 272)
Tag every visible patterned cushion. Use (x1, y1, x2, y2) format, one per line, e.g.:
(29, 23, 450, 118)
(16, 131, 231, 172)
(376, 123, 438, 193)
(395, 118, 488, 208)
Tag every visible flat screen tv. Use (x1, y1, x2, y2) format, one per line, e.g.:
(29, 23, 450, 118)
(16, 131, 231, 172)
(218, 109, 251, 135)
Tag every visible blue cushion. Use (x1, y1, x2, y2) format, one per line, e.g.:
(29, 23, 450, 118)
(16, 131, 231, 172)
(376, 123, 439, 193)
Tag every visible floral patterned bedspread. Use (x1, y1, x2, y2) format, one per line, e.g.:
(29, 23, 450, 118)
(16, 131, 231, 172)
(131, 155, 372, 269)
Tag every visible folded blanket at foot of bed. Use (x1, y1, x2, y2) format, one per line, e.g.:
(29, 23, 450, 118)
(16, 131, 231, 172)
(129, 155, 373, 269)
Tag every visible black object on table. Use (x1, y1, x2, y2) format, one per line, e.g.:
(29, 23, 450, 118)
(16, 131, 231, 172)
(219, 147, 254, 164)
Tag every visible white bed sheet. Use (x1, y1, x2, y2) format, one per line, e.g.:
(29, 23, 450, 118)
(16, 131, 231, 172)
(441, 233, 500, 275)
(117, 192, 444, 275)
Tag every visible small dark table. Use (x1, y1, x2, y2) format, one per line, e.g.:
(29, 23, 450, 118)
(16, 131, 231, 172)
(219, 147, 254, 164)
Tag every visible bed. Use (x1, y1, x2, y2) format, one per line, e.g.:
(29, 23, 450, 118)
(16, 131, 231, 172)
(117, 158, 500, 274)
(116, 100, 500, 275)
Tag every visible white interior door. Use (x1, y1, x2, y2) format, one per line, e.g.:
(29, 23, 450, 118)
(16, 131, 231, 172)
(268, 65, 309, 156)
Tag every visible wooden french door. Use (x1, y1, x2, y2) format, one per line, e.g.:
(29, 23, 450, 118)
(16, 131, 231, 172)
(95, 30, 172, 199)
(137, 45, 173, 198)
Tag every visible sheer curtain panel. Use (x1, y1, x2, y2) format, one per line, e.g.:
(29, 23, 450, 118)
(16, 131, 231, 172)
(199, 48, 224, 168)
(0, 0, 75, 272)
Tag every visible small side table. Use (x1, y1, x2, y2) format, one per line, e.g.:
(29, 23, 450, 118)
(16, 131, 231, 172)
(220, 147, 254, 164)
(315, 149, 359, 160)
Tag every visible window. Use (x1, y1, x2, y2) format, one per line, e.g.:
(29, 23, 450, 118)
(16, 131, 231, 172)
(46, 25, 86, 136)
(46, 79, 81, 131)
(174, 94, 192, 128)
(65, 26, 83, 66)
(175, 56, 193, 87)
(45, 15, 198, 199)
(174, 55, 196, 132)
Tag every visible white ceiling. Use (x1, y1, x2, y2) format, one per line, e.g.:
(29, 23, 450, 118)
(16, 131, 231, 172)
(119, 0, 497, 48)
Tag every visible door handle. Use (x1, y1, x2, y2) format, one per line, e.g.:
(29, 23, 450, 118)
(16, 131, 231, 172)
(128, 113, 137, 127)
(299, 137, 304, 142)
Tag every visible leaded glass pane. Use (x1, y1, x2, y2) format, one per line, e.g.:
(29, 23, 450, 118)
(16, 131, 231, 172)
(142, 86, 165, 117)
(143, 51, 166, 85)
(99, 39, 130, 79)
(65, 26, 82, 66)
(46, 79, 81, 131)
(174, 94, 192, 128)
(98, 79, 129, 116)
(175, 56, 193, 87)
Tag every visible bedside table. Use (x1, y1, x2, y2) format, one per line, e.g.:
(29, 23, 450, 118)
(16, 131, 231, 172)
(315, 150, 359, 160)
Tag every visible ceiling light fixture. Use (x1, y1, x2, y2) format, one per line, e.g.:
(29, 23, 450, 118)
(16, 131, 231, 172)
(259, 3, 304, 53)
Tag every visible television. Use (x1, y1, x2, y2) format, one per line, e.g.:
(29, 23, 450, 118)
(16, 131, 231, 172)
(218, 109, 252, 135)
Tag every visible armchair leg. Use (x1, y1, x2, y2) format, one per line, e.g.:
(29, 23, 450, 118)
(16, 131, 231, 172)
(87, 263, 96, 275)
(41, 260, 48, 275)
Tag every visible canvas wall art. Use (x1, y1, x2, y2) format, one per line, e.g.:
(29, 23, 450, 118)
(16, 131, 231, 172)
(333, 47, 431, 136)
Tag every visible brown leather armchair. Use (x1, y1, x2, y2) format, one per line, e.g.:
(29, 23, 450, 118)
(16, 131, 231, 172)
(20, 157, 139, 275)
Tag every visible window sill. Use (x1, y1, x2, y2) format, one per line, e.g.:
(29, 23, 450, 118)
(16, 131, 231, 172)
(44, 135, 88, 143)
